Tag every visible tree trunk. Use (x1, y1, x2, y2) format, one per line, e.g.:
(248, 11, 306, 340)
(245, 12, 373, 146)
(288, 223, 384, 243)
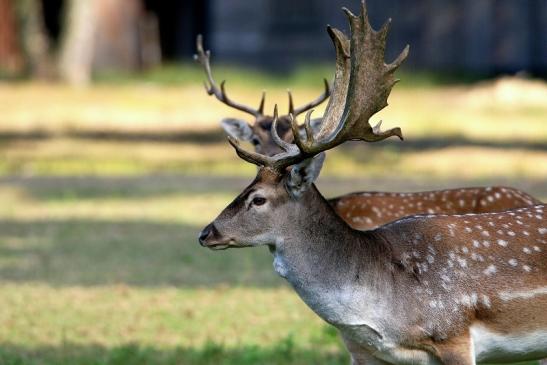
(17, 0, 52, 78)
(0, 0, 23, 74)
(59, 0, 96, 86)
(92, 0, 159, 73)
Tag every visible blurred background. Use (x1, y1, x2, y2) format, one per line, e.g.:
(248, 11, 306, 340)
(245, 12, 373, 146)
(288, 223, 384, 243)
(0, 0, 546, 364)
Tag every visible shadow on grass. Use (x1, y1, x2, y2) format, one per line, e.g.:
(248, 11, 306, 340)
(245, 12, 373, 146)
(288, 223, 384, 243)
(0, 218, 282, 287)
(339, 136, 547, 153)
(0, 174, 250, 201)
(0, 340, 349, 365)
(0, 341, 540, 365)
(0, 129, 228, 145)
(3, 174, 546, 203)
(0, 130, 546, 152)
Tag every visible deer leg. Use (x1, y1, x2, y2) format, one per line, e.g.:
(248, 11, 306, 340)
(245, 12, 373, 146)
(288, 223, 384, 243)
(539, 359, 547, 365)
(431, 333, 475, 365)
(342, 336, 390, 365)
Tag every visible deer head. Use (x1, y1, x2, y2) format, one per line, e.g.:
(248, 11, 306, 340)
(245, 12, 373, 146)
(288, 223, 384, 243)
(194, 35, 330, 155)
(199, 1, 408, 248)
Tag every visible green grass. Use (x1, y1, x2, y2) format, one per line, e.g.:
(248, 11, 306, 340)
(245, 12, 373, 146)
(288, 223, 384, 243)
(93, 62, 501, 89)
(0, 175, 351, 364)
(0, 138, 546, 181)
(0, 78, 545, 364)
(0, 339, 349, 365)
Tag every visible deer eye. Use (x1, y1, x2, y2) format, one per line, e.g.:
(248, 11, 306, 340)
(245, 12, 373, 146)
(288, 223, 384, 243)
(252, 196, 267, 206)
(251, 137, 260, 146)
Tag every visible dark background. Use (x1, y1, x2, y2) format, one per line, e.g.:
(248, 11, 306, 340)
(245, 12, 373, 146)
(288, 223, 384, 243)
(4, 0, 547, 78)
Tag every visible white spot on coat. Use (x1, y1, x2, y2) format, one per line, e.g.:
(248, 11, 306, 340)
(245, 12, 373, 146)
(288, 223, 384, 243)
(498, 286, 547, 301)
(483, 265, 496, 276)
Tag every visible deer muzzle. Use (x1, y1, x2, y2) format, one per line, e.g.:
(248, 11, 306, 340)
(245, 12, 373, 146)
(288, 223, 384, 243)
(198, 223, 233, 250)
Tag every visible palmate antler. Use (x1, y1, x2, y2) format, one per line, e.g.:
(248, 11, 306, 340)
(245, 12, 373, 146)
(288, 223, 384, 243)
(228, 1, 409, 170)
(194, 35, 331, 118)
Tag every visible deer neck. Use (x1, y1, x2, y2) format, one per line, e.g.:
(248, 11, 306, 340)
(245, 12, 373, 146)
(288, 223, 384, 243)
(272, 184, 396, 327)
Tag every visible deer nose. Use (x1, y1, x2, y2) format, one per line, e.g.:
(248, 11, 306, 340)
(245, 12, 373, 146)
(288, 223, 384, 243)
(198, 223, 214, 246)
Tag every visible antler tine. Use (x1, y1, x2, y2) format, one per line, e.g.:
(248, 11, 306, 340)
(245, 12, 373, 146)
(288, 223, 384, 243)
(227, 134, 305, 170)
(287, 90, 295, 115)
(270, 105, 297, 153)
(257, 91, 266, 115)
(227, 106, 308, 170)
(289, 79, 331, 117)
(228, 136, 271, 167)
(194, 35, 265, 117)
(288, 110, 314, 152)
(228, 1, 408, 171)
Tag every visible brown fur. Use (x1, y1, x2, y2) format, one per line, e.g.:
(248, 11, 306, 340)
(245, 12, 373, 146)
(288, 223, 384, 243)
(332, 187, 541, 230)
(377, 206, 547, 356)
(426, 332, 474, 365)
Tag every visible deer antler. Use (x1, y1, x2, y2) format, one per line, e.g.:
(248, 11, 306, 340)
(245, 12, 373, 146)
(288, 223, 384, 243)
(294, 1, 408, 153)
(229, 1, 408, 170)
(194, 35, 265, 117)
(287, 78, 331, 117)
(196, 35, 331, 121)
(228, 105, 304, 169)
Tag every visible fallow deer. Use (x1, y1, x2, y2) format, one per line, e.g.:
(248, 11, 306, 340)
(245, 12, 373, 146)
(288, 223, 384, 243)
(198, 3, 547, 364)
(194, 34, 329, 156)
(194, 33, 541, 232)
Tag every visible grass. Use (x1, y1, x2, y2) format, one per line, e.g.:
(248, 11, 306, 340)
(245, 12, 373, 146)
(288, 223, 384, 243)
(93, 62, 522, 89)
(0, 73, 545, 364)
(0, 176, 542, 365)
(1, 70, 546, 143)
(0, 176, 349, 364)
(0, 338, 348, 365)
(1, 138, 547, 181)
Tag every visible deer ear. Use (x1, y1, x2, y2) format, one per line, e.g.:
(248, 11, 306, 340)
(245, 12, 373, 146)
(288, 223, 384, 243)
(221, 118, 254, 141)
(285, 152, 326, 199)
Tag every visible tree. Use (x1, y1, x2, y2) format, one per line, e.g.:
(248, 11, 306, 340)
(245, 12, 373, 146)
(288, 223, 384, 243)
(16, 0, 53, 78)
(0, 0, 23, 74)
(59, 0, 96, 85)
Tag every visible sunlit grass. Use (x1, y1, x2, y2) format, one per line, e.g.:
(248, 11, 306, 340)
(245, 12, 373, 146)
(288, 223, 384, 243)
(0, 185, 231, 226)
(0, 174, 349, 364)
(1, 138, 545, 182)
(0, 285, 324, 348)
(1, 75, 546, 143)
(0, 285, 348, 365)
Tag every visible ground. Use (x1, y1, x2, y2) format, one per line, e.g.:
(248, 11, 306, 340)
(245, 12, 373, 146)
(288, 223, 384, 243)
(0, 69, 545, 364)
